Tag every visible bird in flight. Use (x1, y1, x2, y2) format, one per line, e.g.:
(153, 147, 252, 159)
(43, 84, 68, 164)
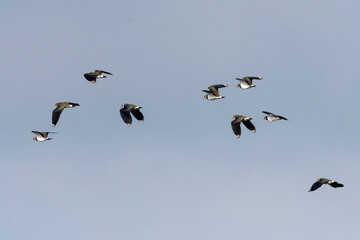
(231, 115, 256, 138)
(236, 76, 263, 89)
(120, 104, 144, 125)
(202, 84, 228, 100)
(32, 131, 57, 142)
(308, 178, 344, 192)
(84, 70, 113, 83)
(262, 111, 288, 121)
(52, 102, 80, 127)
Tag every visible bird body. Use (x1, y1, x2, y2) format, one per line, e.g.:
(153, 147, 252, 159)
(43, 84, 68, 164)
(236, 76, 263, 89)
(308, 178, 344, 192)
(84, 70, 113, 83)
(262, 111, 288, 121)
(32, 131, 57, 142)
(120, 104, 144, 125)
(52, 102, 80, 127)
(203, 84, 228, 100)
(231, 115, 256, 138)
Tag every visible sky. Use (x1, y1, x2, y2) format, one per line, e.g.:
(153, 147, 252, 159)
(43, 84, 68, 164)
(1, 0, 360, 239)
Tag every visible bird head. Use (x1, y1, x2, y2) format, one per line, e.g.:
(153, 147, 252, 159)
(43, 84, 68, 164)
(263, 116, 267, 120)
(121, 104, 125, 107)
(236, 84, 240, 88)
(203, 95, 208, 99)
(33, 137, 37, 141)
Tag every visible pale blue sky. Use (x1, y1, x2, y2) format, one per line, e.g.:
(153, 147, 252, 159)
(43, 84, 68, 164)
(1, 0, 360, 239)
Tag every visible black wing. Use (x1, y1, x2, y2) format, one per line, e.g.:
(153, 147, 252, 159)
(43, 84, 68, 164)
(84, 73, 97, 82)
(246, 76, 263, 81)
(95, 70, 113, 75)
(242, 120, 256, 133)
(68, 102, 80, 107)
(52, 106, 64, 127)
(231, 120, 241, 138)
(329, 181, 344, 188)
(279, 115, 288, 120)
(262, 111, 273, 115)
(309, 180, 323, 192)
(131, 109, 144, 121)
(120, 109, 132, 125)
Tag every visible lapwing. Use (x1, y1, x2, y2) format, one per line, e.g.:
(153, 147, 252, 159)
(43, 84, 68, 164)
(262, 111, 288, 121)
(202, 84, 228, 100)
(236, 76, 263, 89)
(120, 104, 144, 125)
(52, 102, 80, 127)
(231, 115, 256, 138)
(32, 131, 57, 142)
(84, 70, 113, 83)
(308, 178, 344, 192)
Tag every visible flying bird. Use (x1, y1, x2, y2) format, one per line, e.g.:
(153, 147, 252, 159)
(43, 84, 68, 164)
(202, 84, 228, 100)
(231, 115, 256, 138)
(52, 102, 80, 127)
(236, 76, 263, 89)
(32, 131, 57, 142)
(308, 178, 344, 192)
(120, 104, 144, 125)
(262, 111, 288, 121)
(84, 70, 113, 83)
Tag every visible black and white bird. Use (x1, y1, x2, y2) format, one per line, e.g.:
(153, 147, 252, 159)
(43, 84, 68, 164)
(32, 131, 57, 142)
(202, 84, 228, 100)
(120, 104, 144, 125)
(308, 178, 344, 192)
(84, 70, 113, 83)
(52, 102, 80, 127)
(236, 76, 263, 89)
(262, 111, 288, 121)
(231, 115, 256, 138)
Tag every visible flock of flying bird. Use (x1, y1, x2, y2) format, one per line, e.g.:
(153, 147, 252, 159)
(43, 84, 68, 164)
(31, 71, 343, 192)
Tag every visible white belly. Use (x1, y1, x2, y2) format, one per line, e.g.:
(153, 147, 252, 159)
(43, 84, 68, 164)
(239, 80, 251, 89)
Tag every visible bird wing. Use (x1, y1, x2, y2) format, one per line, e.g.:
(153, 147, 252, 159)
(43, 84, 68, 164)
(247, 76, 263, 81)
(231, 120, 241, 138)
(202, 90, 211, 93)
(242, 120, 256, 133)
(208, 86, 220, 97)
(329, 181, 344, 188)
(32, 131, 43, 137)
(208, 84, 227, 96)
(84, 73, 97, 82)
(52, 105, 64, 127)
(309, 180, 323, 192)
(120, 108, 132, 125)
(262, 111, 274, 116)
(95, 70, 113, 75)
(278, 115, 288, 120)
(131, 109, 144, 121)
(68, 102, 80, 107)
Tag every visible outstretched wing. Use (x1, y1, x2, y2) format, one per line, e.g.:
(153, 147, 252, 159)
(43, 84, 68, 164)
(52, 106, 64, 127)
(31, 131, 43, 137)
(231, 120, 241, 138)
(131, 109, 144, 121)
(68, 102, 80, 107)
(309, 180, 323, 192)
(120, 108, 132, 125)
(208, 84, 228, 96)
(248, 76, 262, 80)
(95, 70, 113, 75)
(242, 120, 256, 133)
(84, 73, 97, 82)
(329, 181, 344, 188)
(262, 111, 274, 116)
(278, 115, 288, 121)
